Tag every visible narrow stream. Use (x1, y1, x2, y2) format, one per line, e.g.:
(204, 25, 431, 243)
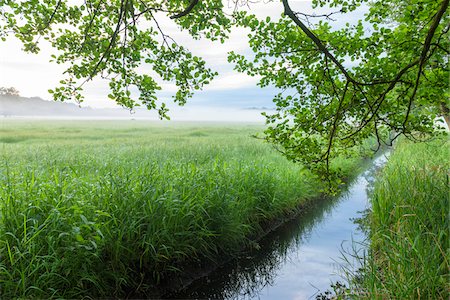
(173, 154, 388, 299)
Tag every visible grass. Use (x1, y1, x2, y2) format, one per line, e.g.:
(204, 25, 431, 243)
(0, 119, 363, 298)
(352, 137, 449, 299)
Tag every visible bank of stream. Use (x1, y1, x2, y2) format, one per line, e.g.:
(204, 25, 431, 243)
(171, 154, 389, 299)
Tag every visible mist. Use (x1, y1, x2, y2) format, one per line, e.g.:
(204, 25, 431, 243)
(0, 94, 272, 123)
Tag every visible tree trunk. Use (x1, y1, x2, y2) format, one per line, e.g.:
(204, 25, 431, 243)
(439, 101, 450, 130)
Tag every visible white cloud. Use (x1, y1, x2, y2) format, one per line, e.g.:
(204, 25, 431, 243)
(204, 71, 260, 91)
(0, 39, 67, 98)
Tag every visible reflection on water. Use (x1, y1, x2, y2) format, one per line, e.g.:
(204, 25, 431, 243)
(172, 154, 389, 300)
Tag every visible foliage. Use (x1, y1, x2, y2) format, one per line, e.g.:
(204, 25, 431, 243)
(0, 120, 332, 298)
(354, 137, 449, 298)
(230, 0, 449, 173)
(1, 0, 448, 173)
(0, 0, 230, 115)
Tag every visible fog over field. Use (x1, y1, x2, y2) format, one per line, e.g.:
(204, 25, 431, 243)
(0, 94, 272, 122)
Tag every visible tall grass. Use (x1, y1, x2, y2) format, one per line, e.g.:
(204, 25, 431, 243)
(356, 137, 449, 299)
(0, 120, 334, 298)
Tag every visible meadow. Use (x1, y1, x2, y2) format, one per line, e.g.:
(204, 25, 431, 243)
(0, 120, 360, 298)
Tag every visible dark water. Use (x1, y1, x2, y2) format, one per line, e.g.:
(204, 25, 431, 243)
(173, 155, 388, 300)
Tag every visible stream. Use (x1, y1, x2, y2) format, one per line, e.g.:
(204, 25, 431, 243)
(172, 154, 389, 299)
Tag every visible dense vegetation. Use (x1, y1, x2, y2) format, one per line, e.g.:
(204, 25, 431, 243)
(0, 120, 361, 298)
(356, 137, 449, 299)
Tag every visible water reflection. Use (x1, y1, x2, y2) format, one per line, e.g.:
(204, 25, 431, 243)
(172, 154, 389, 300)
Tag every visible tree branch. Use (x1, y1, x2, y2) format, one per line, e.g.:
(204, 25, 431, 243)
(402, 0, 448, 129)
(40, 0, 62, 32)
(324, 80, 350, 173)
(87, 0, 126, 81)
(170, 0, 199, 19)
(282, 0, 356, 84)
(80, 0, 104, 51)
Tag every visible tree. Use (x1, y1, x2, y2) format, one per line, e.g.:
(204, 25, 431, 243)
(0, 86, 20, 96)
(1, 0, 448, 175)
(230, 0, 449, 175)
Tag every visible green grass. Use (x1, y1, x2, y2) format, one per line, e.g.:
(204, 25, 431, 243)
(0, 120, 341, 298)
(355, 137, 449, 299)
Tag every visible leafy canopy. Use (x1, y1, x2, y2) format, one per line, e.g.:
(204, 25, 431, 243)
(1, 0, 448, 174)
(1, 0, 232, 117)
(231, 0, 449, 174)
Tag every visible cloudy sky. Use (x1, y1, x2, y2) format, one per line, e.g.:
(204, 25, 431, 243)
(0, 0, 366, 121)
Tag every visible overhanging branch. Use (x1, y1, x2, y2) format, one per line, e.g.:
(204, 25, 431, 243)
(282, 0, 356, 84)
(170, 0, 199, 19)
(402, 0, 449, 129)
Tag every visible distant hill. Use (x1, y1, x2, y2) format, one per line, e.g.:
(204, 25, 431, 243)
(0, 95, 100, 117)
(0, 94, 146, 118)
(0, 94, 269, 122)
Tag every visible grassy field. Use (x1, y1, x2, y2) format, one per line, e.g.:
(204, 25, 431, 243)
(355, 137, 449, 299)
(0, 120, 362, 298)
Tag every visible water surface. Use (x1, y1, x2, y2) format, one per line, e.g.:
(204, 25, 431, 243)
(174, 155, 388, 299)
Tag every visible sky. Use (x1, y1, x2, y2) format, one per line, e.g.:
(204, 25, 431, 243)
(0, 0, 366, 121)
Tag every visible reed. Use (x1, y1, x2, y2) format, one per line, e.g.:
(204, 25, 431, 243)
(356, 137, 449, 299)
